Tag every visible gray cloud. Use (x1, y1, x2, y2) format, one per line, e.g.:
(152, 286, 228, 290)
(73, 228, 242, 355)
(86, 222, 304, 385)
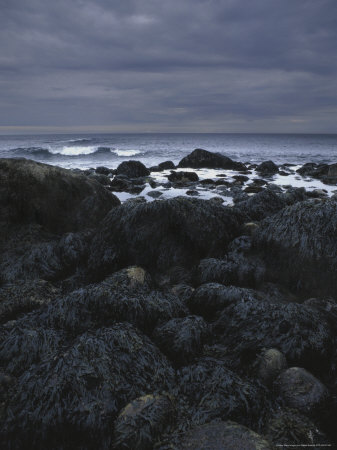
(0, 0, 336, 133)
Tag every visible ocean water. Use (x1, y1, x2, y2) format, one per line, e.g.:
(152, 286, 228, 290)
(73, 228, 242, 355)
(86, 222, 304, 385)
(0, 133, 337, 170)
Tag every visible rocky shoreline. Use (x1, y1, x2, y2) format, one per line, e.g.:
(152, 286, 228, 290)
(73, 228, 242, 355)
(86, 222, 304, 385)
(1, 150, 337, 449)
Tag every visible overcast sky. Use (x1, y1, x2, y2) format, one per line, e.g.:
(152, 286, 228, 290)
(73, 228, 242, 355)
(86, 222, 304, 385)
(0, 0, 336, 134)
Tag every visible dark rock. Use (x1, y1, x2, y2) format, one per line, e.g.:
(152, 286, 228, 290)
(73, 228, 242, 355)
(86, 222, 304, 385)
(2, 324, 175, 450)
(0, 280, 59, 324)
(178, 149, 246, 171)
(149, 165, 162, 172)
(196, 253, 266, 288)
(242, 222, 259, 235)
(152, 315, 209, 366)
(275, 367, 329, 414)
(95, 166, 111, 176)
(256, 160, 279, 175)
(116, 160, 150, 178)
(228, 235, 252, 253)
(178, 358, 269, 428)
(200, 178, 215, 185)
(149, 180, 157, 188)
(252, 178, 268, 186)
(147, 190, 163, 199)
(171, 284, 194, 303)
(208, 196, 225, 204)
(167, 171, 199, 183)
(186, 189, 199, 196)
(283, 186, 307, 204)
(0, 325, 66, 377)
(233, 175, 249, 182)
(113, 394, 175, 450)
(244, 185, 264, 193)
(266, 408, 331, 448)
(89, 197, 246, 277)
(235, 189, 287, 221)
(257, 349, 287, 385)
(158, 161, 175, 170)
(253, 199, 337, 296)
(0, 228, 91, 284)
(188, 283, 264, 320)
(213, 299, 333, 375)
(215, 178, 230, 186)
(43, 267, 188, 334)
(109, 176, 132, 192)
(124, 197, 147, 205)
(177, 421, 272, 450)
(278, 170, 289, 176)
(0, 158, 120, 234)
(88, 172, 111, 185)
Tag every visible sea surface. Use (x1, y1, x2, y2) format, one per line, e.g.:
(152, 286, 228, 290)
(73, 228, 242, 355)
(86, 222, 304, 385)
(0, 133, 337, 170)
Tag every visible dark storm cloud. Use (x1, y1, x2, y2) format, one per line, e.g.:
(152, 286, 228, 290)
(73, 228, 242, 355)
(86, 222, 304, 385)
(0, 0, 336, 132)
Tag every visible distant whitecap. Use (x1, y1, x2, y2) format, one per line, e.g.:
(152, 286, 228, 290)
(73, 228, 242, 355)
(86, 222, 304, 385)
(113, 149, 141, 157)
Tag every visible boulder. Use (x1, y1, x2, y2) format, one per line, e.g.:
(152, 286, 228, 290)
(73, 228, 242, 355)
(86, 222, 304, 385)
(158, 161, 175, 170)
(42, 268, 188, 334)
(152, 315, 209, 366)
(196, 253, 266, 288)
(0, 280, 59, 324)
(177, 421, 272, 450)
(213, 300, 333, 375)
(178, 358, 267, 428)
(256, 160, 279, 175)
(266, 408, 331, 447)
(0, 158, 120, 233)
(253, 199, 337, 296)
(89, 197, 246, 277)
(88, 172, 111, 185)
(167, 171, 199, 183)
(2, 324, 175, 450)
(188, 283, 263, 320)
(275, 367, 329, 415)
(178, 149, 246, 170)
(95, 166, 111, 176)
(257, 348, 287, 385)
(234, 189, 287, 221)
(113, 394, 174, 450)
(115, 160, 150, 178)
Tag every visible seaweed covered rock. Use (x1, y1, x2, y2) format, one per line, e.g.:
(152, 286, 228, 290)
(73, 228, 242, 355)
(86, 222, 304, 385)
(0, 229, 91, 283)
(0, 325, 66, 377)
(152, 316, 209, 366)
(213, 300, 333, 376)
(234, 189, 287, 221)
(188, 283, 263, 320)
(158, 161, 175, 170)
(89, 197, 246, 277)
(266, 408, 331, 448)
(171, 421, 272, 450)
(0, 280, 59, 324)
(115, 160, 150, 178)
(177, 358, 269, 428)
(257, 349, 287, 385)
(178, 149, 246, 171)
(275, 367, 329, 414)
(43, 268, 187, 335)
(167, 171, 199, 183)
(253, 198, 337, 296)
(256, 160, 279, 176)
(196, 253, 265, 288)
(1, 324, 175, 450)
(0, 158, 119, 234)
(113, 394, 175, 449)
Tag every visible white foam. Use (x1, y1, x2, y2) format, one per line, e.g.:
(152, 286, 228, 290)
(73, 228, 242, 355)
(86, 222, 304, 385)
(113, 149, 141, 157)
(57, 146, 102, 156)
